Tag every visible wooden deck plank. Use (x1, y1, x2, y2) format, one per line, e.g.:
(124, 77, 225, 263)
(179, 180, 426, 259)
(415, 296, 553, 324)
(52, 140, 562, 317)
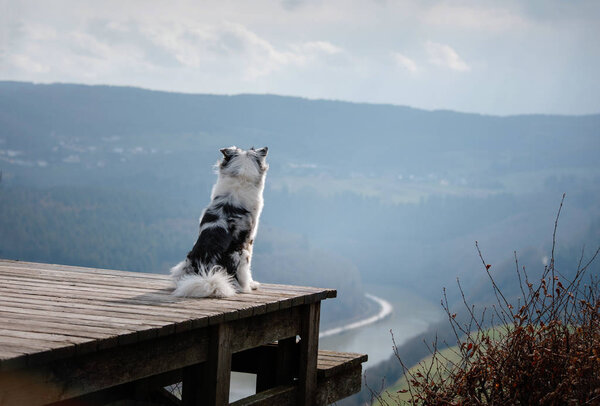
(0, 282, 302, 315)
(0, 283, 265, 325)
(0, 264, 331, 297)
(0, 293, 205, 323)
(0, 263, 170, 283)
(0, 260, 169, 280)
(0, 329, 95, 345)
(0, 305, 170, 338)
(0, 310, 150, 335)
(0, 260, 336, 377)
(0, 287, 252, 324)
(1, 262, 334, 297)
(0, 298, 188, 325)
(0, 273, 318, 308)
(0, 314, 135, 340)
(0, 282, 321, 328)
(0, 289, 229, 321)
(0, 265, 327, 302)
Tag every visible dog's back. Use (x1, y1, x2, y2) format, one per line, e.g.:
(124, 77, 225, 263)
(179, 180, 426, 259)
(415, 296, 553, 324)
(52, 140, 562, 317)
(170, 146, 268, 298)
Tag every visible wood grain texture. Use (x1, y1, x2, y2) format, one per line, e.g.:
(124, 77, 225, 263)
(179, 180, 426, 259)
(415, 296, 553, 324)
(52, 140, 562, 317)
(47, 348, 367, 406)
(0, 260, 341, 406)
(297, 302, 321, 406)
(0, 259, 335, 370)
(230, 384, 297, 406)
(229, 363, 364, 406)
(200, 323, 233, 406)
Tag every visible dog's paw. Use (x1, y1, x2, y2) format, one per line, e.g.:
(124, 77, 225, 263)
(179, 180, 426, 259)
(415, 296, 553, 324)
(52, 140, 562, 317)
(250, 280, 260, 290)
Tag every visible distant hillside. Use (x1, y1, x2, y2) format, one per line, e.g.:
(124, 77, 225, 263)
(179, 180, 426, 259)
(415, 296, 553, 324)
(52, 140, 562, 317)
(2, 81, 599, 286)
(0, 82, 600, 405)
(0, 184, 367, 328)
(1, 80, 599, 328)
(2, 81, 599, 186)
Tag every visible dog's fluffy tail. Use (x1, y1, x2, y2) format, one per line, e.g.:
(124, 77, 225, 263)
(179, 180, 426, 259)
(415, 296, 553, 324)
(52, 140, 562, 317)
(170, 260, 236, 298)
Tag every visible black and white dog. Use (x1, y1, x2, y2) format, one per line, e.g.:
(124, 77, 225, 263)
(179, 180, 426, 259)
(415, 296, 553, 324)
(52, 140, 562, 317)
(170, 146, 268, 297)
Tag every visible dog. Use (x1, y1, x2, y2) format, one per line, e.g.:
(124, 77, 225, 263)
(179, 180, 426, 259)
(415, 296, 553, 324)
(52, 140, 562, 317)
(170, 146, 268, 297)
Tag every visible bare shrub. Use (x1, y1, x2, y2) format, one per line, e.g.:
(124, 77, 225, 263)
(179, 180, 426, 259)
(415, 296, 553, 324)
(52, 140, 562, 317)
(375, 195, 600, 405)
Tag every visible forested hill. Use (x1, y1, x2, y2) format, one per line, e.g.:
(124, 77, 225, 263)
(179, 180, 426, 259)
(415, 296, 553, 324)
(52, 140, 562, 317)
(1, 81, 599, 329)
(2, 81, 599, 184)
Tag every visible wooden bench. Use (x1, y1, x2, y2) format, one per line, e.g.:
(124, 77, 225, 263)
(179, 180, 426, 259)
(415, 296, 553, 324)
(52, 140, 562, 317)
(229, 345, 368, 406)
(62, 346, 367, 405)
(116, 347, 367, 406)
(0, 260, 367, 406)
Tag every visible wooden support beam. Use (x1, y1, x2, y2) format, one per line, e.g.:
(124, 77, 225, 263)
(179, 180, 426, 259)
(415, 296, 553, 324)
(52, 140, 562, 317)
(297, 302, 320, 406)
(144, 387, 182, 405)
(0, 308, 302, 405)
(0, 327, 209, 406)
(315, 365, 362, 406)
(255, 349, 276, 393)
(230, 364, 364, 406)
(276, 336, 298, 385)
(252, 336, 298, 392)
(199, 323, 233, 406)
(230, 384, 297, 406)
(182, 363, 203, 406)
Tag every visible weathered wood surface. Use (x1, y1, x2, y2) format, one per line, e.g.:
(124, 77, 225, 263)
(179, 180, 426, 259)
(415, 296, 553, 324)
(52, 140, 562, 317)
(231, 348, 367, 406)
(0, 259, 336, 372)
(298, 302, 321, 406)
(47, 348, 367, 406)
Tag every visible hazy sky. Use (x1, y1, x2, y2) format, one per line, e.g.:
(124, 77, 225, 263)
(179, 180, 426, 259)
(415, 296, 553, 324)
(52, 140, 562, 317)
(1, 0, 599, 115)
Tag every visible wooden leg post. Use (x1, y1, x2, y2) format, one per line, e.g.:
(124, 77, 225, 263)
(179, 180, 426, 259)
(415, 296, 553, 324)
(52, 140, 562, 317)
(277, 336, 298, 385)
(183, 323, 233, 406)
(255, 348, 276, 392)
(182, 363, 202, 406)
(297, 302, 320, 406)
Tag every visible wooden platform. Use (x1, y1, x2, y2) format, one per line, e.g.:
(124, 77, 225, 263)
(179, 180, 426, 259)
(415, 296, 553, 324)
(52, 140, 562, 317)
(0, 260, 366, 405)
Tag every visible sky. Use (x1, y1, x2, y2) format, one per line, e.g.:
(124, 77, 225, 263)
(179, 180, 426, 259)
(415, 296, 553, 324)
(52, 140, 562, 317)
(1, 0, 599, 115)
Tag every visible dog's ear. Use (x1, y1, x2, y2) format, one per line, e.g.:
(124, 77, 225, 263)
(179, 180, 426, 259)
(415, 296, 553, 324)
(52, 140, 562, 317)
(220, 146, 237, 158)
(255, 147, 268, 158)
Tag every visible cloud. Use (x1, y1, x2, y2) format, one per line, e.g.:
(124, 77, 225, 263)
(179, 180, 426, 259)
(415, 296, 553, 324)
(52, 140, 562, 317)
(4, 18, 344, 82)
(3, 0, 599, 114)
(425, 41, 470, 72)
(391, 52, 417, 73)
(141, 22, 344, 79)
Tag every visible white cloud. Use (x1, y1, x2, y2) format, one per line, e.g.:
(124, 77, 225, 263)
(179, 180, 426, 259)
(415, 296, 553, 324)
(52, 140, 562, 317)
(6, 19, 343, 81)
(391, 52, 417, 73)
(425, 41, 470, 72)
(141, 22, 344, 79)
(3, 0, 599, 114)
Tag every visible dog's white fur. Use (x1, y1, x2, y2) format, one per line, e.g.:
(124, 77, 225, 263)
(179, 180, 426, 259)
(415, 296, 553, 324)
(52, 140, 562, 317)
(172, 266, 237, 297)
(170, 146, 267, 298)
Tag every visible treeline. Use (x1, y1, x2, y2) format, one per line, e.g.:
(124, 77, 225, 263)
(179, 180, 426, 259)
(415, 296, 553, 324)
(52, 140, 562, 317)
(0, 184, 369, 328)
(339, 210, 600, 405)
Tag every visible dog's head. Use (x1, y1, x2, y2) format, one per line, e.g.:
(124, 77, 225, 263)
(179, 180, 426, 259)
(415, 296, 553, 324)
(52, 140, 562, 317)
(218, 146, 269, 182)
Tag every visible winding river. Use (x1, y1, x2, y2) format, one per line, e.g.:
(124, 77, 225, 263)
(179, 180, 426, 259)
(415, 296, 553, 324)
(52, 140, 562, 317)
(230, 283, 441, 400)
(319, 283, 442, 368)
(320, 293, 394, 338)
